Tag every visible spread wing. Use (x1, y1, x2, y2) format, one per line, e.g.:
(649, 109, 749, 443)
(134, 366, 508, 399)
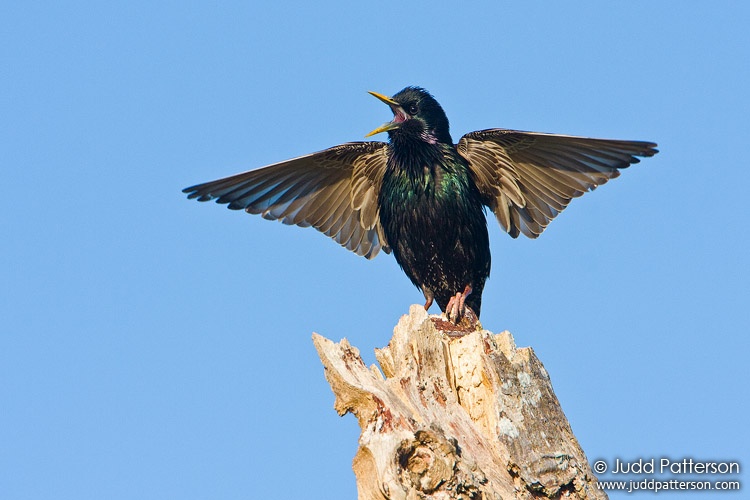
(457, 129, 658, 238)
(182, 142, 391, 259)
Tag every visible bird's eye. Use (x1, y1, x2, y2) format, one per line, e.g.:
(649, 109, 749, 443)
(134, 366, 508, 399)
(408, 103, 419, 115)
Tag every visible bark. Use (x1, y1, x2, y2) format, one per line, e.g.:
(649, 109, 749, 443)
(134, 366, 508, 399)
(313, 305, 606, 500)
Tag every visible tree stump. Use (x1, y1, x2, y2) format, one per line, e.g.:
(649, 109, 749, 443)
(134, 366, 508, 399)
(312, 305, 606, 499)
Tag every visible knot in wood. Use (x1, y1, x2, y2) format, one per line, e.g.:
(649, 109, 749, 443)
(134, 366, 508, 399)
(396, 430, 458, 494)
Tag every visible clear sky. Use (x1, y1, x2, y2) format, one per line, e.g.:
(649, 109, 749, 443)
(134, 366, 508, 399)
(3, 2, 748, 499)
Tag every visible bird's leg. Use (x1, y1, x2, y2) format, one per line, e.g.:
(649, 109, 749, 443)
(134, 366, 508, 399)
(422, 287, 434, 311)
(445, 285, 473, 323)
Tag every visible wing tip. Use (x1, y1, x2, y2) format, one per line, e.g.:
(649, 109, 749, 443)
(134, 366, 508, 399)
(183, 184, 214, 202)
(185, 192, 214, 202)
(645, 144, 659, 157)
(182, 185, 199, 198)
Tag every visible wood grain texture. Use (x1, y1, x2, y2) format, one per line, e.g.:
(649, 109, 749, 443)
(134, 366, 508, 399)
(313, 306, 607, 499)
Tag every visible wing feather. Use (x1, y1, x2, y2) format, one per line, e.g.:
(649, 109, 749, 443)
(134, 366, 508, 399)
(183, 142, 391, 259)
(458, 129, 657, 238)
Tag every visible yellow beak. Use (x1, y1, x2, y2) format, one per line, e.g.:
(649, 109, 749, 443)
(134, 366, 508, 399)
(365, 91, 403, 137)
(367, 91, 400, 107)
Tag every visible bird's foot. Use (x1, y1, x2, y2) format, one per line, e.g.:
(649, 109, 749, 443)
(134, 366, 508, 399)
(433, 301, 479, 337)
(444, 285, 474, 324)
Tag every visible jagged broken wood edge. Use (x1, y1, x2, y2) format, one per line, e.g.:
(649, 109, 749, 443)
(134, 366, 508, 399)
(312, 305, 606, 500)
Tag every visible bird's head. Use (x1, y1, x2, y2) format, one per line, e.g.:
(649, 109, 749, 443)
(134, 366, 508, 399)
(366, 87, 452, 144)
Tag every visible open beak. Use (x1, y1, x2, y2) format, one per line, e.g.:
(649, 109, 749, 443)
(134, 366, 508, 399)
(365, 91, 404, 137)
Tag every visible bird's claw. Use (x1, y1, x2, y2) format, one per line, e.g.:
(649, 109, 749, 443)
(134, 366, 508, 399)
(444, 285, 474, 324)
(445, 292, 464, 323)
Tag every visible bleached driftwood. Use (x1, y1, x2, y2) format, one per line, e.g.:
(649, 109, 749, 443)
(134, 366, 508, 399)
(312, 305, 606, 499)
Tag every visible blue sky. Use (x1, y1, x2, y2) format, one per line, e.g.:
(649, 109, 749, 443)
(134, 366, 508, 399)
(3, 2, 748, 499)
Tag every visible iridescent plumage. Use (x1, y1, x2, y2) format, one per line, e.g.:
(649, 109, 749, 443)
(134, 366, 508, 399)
(183, 86, 658, 322)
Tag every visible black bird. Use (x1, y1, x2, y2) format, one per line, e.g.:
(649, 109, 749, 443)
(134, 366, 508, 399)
(183, 87, 657, 323)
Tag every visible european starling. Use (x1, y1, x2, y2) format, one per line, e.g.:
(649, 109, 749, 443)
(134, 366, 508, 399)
(183, 86, 657, 323)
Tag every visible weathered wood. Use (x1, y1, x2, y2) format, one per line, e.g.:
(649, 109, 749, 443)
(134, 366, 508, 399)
(313, 305, 606, 499)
